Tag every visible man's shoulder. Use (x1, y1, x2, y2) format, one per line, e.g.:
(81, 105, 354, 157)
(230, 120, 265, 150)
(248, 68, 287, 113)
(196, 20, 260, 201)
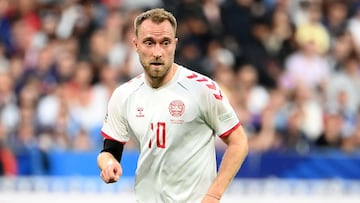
(180, 66, 211, 87)
(179, 66, 222, 99)
(114, 74, 145, 96)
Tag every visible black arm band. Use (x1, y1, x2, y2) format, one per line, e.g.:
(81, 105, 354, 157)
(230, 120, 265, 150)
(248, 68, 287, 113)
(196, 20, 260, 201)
(101, 139, 124, 162)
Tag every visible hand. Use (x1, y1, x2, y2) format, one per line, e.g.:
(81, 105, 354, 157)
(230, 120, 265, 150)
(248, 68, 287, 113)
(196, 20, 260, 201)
(201, 194, 221, 203)
(100, 160, 122, 183)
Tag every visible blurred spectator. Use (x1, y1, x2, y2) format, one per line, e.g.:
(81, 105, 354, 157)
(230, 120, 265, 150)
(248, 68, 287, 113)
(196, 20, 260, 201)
(17, 44, 58, 96)
(56, 0, 83, 39)
(242, 16, 281, 88)
(220, 0, 258, 46)
(17, 0, 41, 31)
(201, 0, 223, 38)
(175, 1, 214, 76)
(347, 2, 360, 54)
(38, 6, 59, 42)
(37, 84, 70, 133)
(0, 42, 9, 71)
(87, 62, 121, 149)
(263, 0, 291, 19)
(17, 75, 41, 111)
(295, 2, 330, 55)
(281, 84, 323, 152)
(0, 121, 17, 176)
(288, 0, 312, 27)
(266, 3, 297, 66)
(322, 0, 349, 43)
(0, 0, 14, 56)
(89, 29, 108, 68)
(8, 55, 25, 93)
(280, 24, 330, 95)
(293, 84, 324, 141)
(236, 64, 269, 119)
(64, 61, 108, 149)
(281, 102, 310, 153)
(74, 0, 99, 61)
(341, 108, 360, 152)
(37, 80, 78, 152)
(326, 30, 356, 72)
(247, 89, 286, 152)
(103, 10, 127, 67)
(54, 44, 77, 83)
(122, 0, 161, 10)
(94, 62, 120, 99)
(10, 19, 39, 67)
(325, 53, 360, 141)
(233, 64, 269, 136)
(326, 53, 360, 119)
(11, 0, 45, 69)
(50, 84, 77, 151)
(266, 88, 290, 134)
(314, 110, 343, 149)
(10, 120, 49, 175)
(0, 70, 19, 133)
(72, 128, 92, 151)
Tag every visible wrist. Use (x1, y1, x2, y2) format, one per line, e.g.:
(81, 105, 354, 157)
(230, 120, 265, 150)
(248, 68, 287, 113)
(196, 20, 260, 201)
(106, 159, 114, 166)
(206, 193, 221, 200)
(98, 152, 116, 170)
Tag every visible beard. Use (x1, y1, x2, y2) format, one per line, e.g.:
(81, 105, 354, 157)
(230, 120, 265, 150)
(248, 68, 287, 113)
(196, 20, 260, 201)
(140, 58, 172, 80)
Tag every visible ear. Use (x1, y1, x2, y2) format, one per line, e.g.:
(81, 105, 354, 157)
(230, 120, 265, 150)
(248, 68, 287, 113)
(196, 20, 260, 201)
(132, 37, 138, 51)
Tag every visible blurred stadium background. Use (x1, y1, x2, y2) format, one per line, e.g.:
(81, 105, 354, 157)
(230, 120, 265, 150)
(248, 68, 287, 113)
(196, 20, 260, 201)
(1, 0, 360, 202)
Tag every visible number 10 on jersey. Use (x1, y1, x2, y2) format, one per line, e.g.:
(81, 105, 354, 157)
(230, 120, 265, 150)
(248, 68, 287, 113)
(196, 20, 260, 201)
(148, 122, 166, 148)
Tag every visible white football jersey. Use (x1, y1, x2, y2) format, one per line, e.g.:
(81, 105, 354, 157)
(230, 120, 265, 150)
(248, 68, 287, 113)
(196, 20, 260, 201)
(101, 65, 240, 203)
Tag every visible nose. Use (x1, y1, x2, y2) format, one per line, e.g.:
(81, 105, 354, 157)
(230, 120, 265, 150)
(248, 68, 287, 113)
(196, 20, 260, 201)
(153, 44, 163, 59)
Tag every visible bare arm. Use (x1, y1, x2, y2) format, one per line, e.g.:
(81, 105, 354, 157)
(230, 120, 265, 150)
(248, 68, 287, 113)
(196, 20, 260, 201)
(203, 125, 249, 202)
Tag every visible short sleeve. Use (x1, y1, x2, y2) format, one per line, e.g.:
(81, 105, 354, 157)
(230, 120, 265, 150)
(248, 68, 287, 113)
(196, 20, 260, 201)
(200, 81, 240, 137)
(101, 87, 130, 143)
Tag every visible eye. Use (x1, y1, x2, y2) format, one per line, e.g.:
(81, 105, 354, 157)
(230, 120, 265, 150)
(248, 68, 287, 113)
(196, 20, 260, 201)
(144, 40, 153, 46)
(162, 40, 170, 46)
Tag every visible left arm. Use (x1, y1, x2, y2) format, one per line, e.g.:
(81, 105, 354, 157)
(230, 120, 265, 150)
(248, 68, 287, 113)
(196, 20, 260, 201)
(202, 125, 249, 202)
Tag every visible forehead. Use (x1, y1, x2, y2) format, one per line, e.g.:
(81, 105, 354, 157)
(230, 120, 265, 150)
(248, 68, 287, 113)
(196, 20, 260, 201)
(137, 19, 175, 39)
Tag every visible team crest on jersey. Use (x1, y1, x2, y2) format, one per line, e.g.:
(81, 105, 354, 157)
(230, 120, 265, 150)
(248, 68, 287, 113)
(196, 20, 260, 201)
(136, 107, 144, 117)
(169, 100, 185, 117)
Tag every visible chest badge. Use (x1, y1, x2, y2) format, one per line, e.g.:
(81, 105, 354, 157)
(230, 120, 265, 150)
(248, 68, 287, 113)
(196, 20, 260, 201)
(136, 107, 144, 117)
(169, 100, 185, 117)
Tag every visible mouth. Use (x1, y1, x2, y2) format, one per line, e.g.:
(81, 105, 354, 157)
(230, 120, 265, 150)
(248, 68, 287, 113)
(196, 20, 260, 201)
(150, 62, 164, 66)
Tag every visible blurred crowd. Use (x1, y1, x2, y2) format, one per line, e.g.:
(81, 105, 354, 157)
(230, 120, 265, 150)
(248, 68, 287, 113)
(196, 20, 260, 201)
(1, 0, 360, 176)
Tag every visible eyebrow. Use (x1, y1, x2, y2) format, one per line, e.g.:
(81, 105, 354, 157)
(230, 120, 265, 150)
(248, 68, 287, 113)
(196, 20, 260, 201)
(142, 36, 173, 42)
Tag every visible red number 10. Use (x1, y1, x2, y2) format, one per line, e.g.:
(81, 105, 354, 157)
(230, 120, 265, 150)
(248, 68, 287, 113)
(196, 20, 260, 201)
(149, 122, 166, 148)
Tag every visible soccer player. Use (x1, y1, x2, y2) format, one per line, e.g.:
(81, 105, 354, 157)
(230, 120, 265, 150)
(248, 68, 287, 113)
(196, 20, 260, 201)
(97, 8, 248, 203)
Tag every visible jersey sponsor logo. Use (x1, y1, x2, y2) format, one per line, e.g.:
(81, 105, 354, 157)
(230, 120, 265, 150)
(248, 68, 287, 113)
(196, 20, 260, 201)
(219, 112, 233, 121)
(169, 100, 185, 117)
(186, 73, 223, 100)
(136, 107, 145, 117)
(104, 112, 109, 123)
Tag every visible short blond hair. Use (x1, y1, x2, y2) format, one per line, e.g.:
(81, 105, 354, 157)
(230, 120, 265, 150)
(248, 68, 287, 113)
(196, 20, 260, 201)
(134, 8, 177, 37)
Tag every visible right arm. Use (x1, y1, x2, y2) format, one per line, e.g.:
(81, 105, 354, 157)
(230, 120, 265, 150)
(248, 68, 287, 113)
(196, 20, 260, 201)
(97, 139, 124, 183)
(98, 81, 137, 183)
